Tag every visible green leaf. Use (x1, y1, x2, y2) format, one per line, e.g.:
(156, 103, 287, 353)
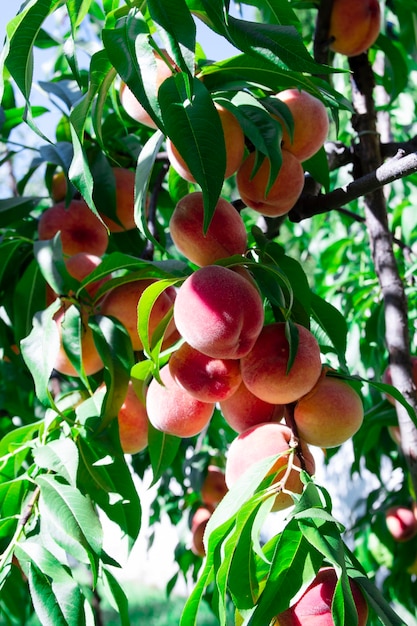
(148, 422, 181, 485)
(33, 235, 77, 297)
(310, 292, 348, 369)
(33, 438, 79, 487)
(102, 567, 130, 626)
(0, 197, 40, 227)
(159, 74, 226, 231)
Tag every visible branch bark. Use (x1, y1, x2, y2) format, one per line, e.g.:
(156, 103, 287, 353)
(348, 53, 417, 497)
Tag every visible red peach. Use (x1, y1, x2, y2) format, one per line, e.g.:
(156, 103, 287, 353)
(118, 379, 149, 454)
(385, 505, 417, 543)
(99, 168, 137, 232)
(220, 381, 284, 433)
(329, 0, 381, 57)
(201, 465, 228, 506)
(190, 506, 213, 557)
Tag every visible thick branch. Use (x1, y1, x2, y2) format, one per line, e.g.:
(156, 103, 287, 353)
(349, 54, 417, 497)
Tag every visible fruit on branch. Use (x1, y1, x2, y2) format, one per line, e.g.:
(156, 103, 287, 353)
(51, 171, 68, 202)
(98, 167, 137, 232)
(382, 356, 417, 405)
(190, 505, 213, 557)
(293, 373, 364, 448)
(173, 265, 264, 360)
(236, 149, 305, 217)
(38, 200, 109, 257)
(46, 252, 110, 306)
(169, 191, 247, 266)
(328, 0, 381, 57)
(275, 567, 368, 625)
(220, 381, 284, 433)
(240, 323, 322, 405)
(146, 364, 215, 437)
(53, 306, 104, 377)
(119, 50, 175, 128)
(201, 465, 228, 506)
(100, 279, 177, 351)
(271, 88, 329, 162)
(385, 505, 417, 543)
(225, 422, 315, 511)
(118, 379, 149, 454)
(169, 342, 241, 402)
(166, 104, 245, 181)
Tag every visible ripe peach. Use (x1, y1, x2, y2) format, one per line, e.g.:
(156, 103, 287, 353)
(240, 323, 322, 405)
(169, 342, 241, 403)
(166, 104, 245, 181)
(169, 191, 247, 266)
(119, 50, 175, 128)
(225, 422, 315, 511)
(220, 381, 284, 433)
(382, 357, 417, 405)
(329, 0, 381, 57)
(146, 364, 215, 437)
(46, 252, 110, 307)
(271, 89, 329, 162)
(275, 567, 368, 625)
(100, 279, 177, 351)
(190, 506, 213, 557)
(201, 465, 228, 506)
(173, 265, 264, 360)
(236, 149, 305, 217)
(118, 379, 149, 454)
(293, 374, 364, 448)
(53, 306, 104, 377)
(97, 168, 137, 232)
(385, 505, 417, 543)
(38, 200, 109, 257)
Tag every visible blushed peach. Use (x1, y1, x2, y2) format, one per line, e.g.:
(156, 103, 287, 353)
(236, 149, 305, 217)
(38, 200, 109, 257)
(166, 104, 245, 181)
(169, 192, 247, 266)
(118, 379, 149, 454)
(240, 323, 322, 405)
(146, 364, 215, 437)
(225, 422, 315, 511)
(329, 0, 381, 57)
(173, 265, 264, 360)
(220, 381, 284, 433)
(201, 465, 228, 506)
(385, 505, 417, 543)
(190, 506, 213, 557)
(294, 374, 364, 448)
(99, 168, 137, 232)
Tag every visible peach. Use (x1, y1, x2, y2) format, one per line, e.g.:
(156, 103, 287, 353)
(382, 356, 417, 405)
(271, 89, 329, 162)
(118, 379, 149, 454)
(220, 381, 284, 433)
(166, 104, 245, 181)
(169, 191, 247, 266)
(275, 567, 368, 625)
(51, 171, 68, 202)
(173, 265, 264, 360)
(53, 306, 104, 377)
(146, 364, 215, 437)
(293, 374, 364, 448)
(100, 279, 177, 351)
(225, 422, 315, 511)
(385, 505, 417, 543)
(98, 167, 137, 232)
(169, 342, 241, 402)
(190, 506, 213, 557)
(119, 50, 175, 128)
(329, 0, 381, 57)
(38, 199, 109, 257)
(236, 149, 305, 217)
(201, 465, 228, 506)
(240, 323, 322, 405)
(46, 252, 110, 307)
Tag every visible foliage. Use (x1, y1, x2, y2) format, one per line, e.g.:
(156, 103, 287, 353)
(0, 1, 417, 625)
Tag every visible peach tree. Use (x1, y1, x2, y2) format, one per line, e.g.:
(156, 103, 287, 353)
(0, 0, 417, 624)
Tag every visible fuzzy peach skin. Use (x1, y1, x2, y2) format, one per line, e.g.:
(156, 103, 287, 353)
(201, 465, 228, 506)
(53, 306, 104, 377)
(385, 505, 417, 543)
(166, 104, 245, 181)
(236, 149, 305, 217)
(271, 89, 329, 162)
(169, 342, 241, 403)
(329, 0, 381, 57)
(146, 364, 215, 437)
(225, 422, 315, 511)
(100, 279, 177, 351)
(173, 265, 264, 360)
(38, 200, 109, 257)
(118, 379, 149, 454)
(240, 322, 322, 405)
(220, 381, 284, 433)
(190, 506, 213, 557)
(294, 374, 364, 448)
(99, 168, 137, 232)
(169, 191, 248, 266)
(275, 567, 368, 625)
(119, 50, 175, 128)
